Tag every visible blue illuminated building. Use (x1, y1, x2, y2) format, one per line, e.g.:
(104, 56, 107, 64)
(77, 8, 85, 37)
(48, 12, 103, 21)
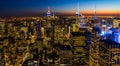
(103, 28, 120, 44)
(99, 28, 120, 65)
(112, 33, 120, 43)
(47, 7, 51, 17)
(93, 26, 101, 34)
(93, 25, 120, 44)
(47, 12, 51, 17)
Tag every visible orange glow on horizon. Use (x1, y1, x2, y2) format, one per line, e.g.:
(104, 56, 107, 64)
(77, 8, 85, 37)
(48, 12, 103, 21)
(60, 10, 120, 16)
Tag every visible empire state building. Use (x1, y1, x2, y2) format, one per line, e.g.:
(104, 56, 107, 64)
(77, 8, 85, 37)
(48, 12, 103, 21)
(47, 7, 51, 17)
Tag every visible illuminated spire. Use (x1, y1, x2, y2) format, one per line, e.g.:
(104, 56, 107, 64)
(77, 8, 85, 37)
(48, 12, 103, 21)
(76, 1, 80, 16)
(48, 6, 50, 12)
(94, 5, 97, 20)
(47, 6, 51, 17)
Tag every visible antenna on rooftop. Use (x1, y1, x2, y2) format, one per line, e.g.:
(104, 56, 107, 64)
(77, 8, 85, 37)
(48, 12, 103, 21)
(47, 6, 51, 17)
(94, 5, 97, 20)
(76, 0, 80, 17)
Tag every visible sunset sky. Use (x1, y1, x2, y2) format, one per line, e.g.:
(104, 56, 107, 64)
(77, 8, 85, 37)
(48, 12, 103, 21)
(0, 0, 120, 16)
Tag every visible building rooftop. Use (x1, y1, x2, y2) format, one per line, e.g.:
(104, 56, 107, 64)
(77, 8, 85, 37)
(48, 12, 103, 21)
(100, 39, 120, 46)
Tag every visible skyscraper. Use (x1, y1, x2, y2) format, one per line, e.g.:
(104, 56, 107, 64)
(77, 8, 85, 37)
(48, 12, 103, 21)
(75, 0, 85, 28)
(37, 21, 41, 39)
(99, 39, 120, 66)
(94, 11, 97, 20)
(94, 6, 97, 20)
(47, 7, 51, 17)
(75, 1, 80, 17)
(71, 28, 90, 65)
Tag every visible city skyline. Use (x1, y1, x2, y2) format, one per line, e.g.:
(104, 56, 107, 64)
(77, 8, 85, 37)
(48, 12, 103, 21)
(0, 0, 120, 16)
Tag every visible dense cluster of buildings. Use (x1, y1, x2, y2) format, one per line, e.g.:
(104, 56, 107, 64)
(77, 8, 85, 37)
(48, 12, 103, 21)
(0, 6, 120, 66)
